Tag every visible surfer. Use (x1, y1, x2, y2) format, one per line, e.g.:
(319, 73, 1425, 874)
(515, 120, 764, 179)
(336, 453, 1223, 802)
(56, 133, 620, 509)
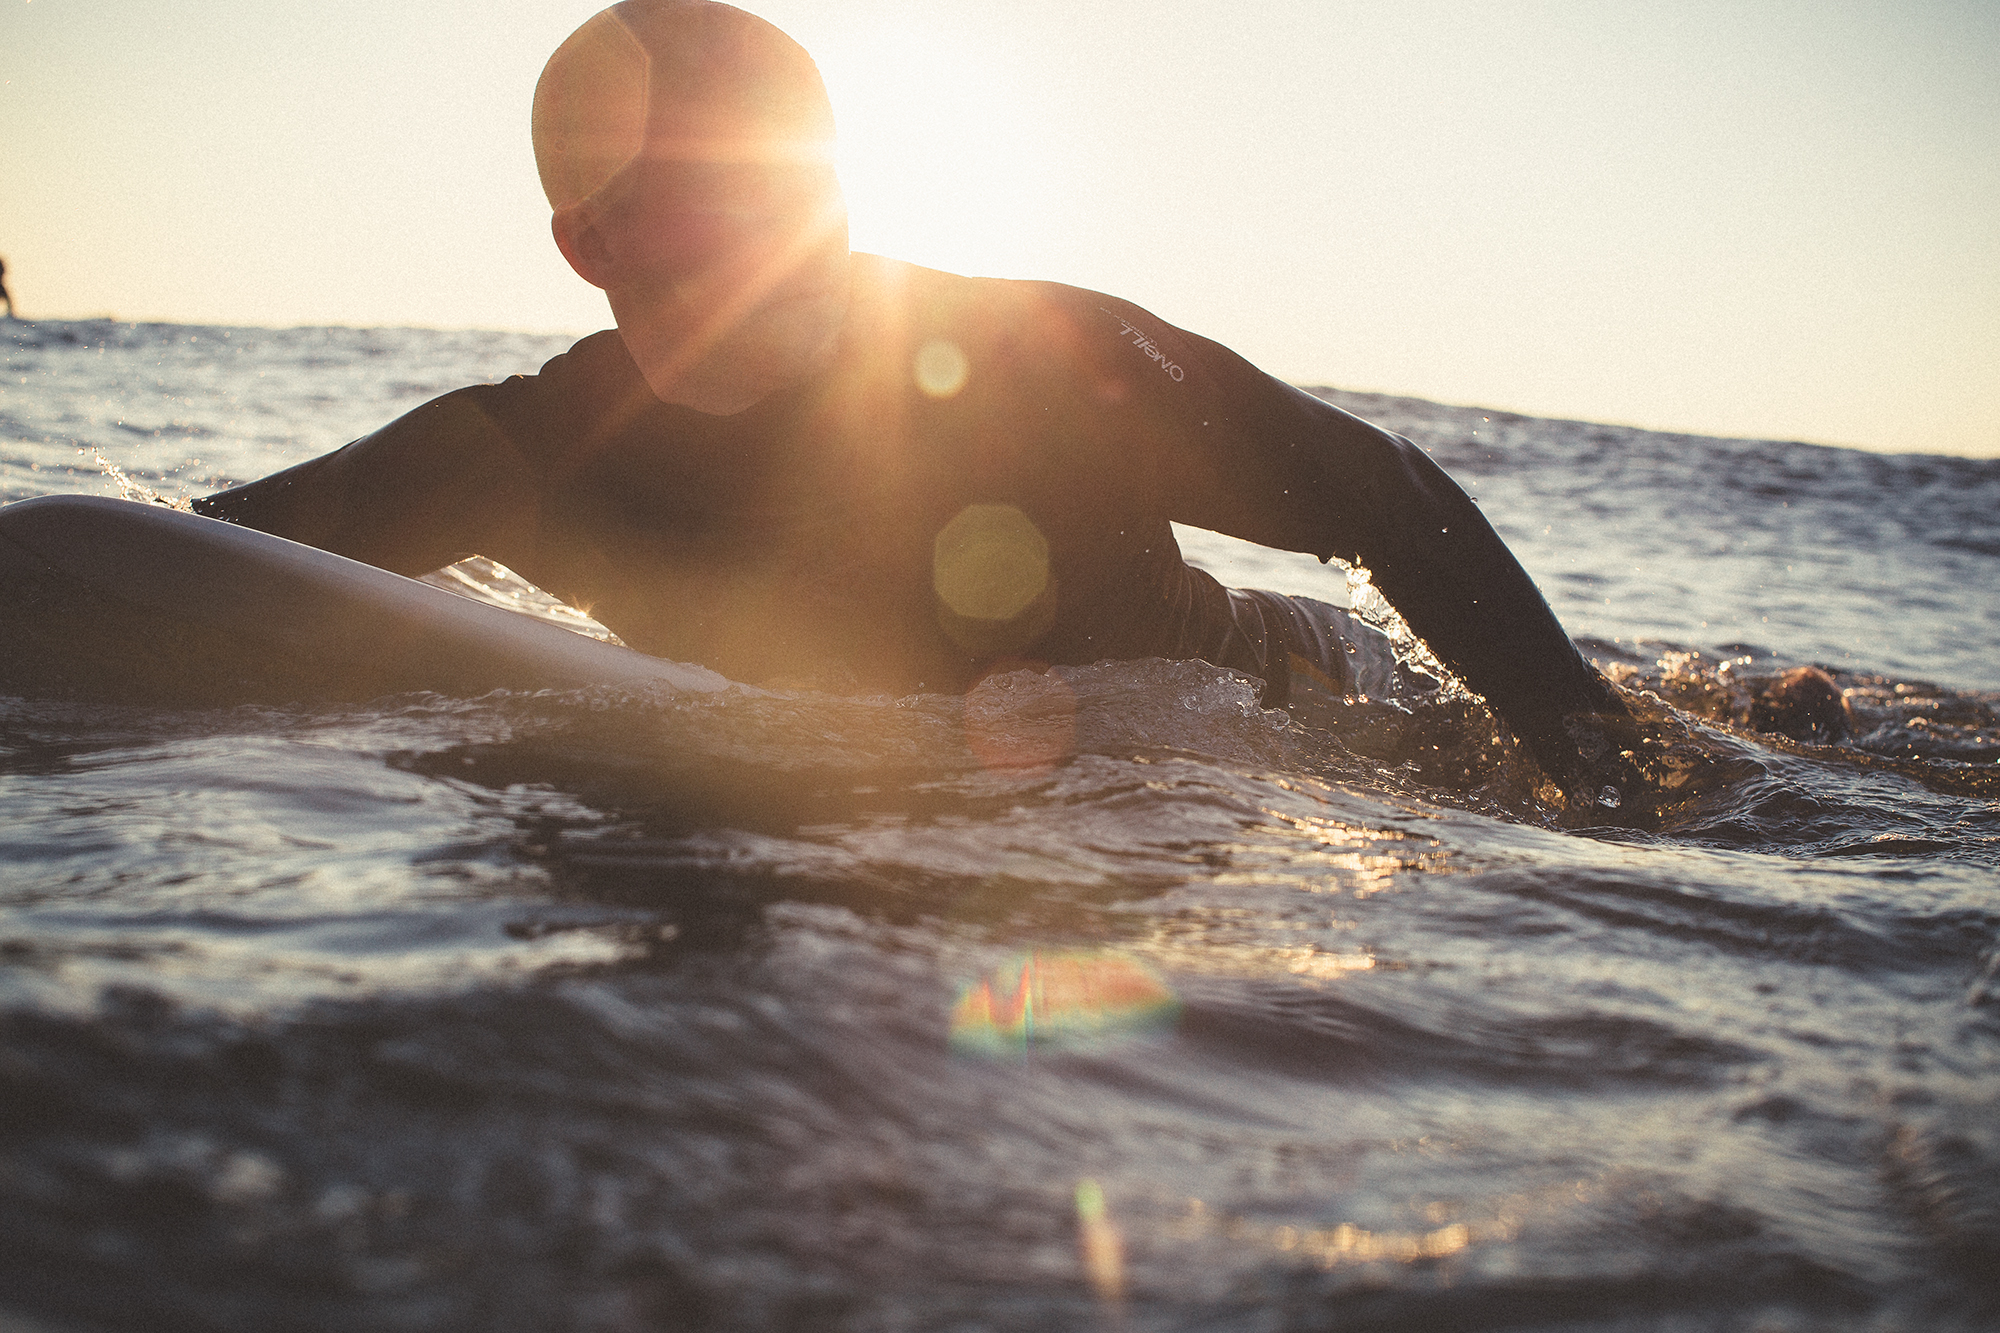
(192, 0, 1641, 802)
(0, 257, 13, 319)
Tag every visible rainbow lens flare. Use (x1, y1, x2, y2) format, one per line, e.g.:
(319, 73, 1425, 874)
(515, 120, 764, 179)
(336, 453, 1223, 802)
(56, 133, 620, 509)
(950, 950, 1179, 1055)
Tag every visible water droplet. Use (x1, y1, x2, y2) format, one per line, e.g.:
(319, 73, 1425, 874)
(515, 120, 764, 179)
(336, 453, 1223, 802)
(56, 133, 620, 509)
(1596, 785, 1622, 809)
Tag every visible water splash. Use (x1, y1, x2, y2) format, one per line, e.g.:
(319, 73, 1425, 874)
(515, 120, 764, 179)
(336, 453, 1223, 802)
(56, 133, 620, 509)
(93, 452, 190, 510)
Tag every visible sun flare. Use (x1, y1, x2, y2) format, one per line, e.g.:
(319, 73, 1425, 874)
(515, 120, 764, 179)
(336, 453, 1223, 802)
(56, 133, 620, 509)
(812, 24, 1055, 278)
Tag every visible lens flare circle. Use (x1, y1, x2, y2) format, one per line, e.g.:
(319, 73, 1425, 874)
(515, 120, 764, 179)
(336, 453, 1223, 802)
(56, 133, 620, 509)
(932, 503, 1048, 622)
(913, 338, 970, 398)
(950, 949, 1180, 1055)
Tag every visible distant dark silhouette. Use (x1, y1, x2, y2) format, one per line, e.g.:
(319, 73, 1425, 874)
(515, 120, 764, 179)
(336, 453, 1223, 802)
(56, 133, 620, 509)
(0, 257, 13, 319)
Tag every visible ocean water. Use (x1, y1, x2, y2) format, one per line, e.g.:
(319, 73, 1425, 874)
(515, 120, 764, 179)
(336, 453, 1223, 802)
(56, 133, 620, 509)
(1, 319, 1996, 1332)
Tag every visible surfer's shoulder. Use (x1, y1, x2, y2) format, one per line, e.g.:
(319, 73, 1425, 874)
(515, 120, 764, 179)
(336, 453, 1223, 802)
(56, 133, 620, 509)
(453, 327, 652, 437)
(848, 253, 1095, 322)
(520, 328, 639, 396)
(846, 254, 1155, 376)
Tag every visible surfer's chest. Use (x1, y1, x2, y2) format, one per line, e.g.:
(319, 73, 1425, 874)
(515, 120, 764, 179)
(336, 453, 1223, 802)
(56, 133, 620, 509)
(522, 370, 1154, 687)
(524, 427, 955, 686)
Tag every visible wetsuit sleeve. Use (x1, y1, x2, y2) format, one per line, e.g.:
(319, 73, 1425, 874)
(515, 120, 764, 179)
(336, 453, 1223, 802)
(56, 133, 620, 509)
(190, 372, 555, 579)
(1073, 288, 1631, 789)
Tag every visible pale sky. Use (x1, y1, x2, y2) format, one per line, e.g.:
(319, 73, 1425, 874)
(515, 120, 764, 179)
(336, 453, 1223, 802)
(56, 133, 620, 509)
(4, 0, 1995, 456)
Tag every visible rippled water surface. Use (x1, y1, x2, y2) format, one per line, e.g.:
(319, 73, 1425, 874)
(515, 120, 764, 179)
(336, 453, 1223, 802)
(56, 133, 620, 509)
(2, 321, 1997, 1332)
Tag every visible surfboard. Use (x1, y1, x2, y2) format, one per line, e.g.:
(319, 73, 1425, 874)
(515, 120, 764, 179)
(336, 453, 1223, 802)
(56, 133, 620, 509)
(0, 494, 732, 705)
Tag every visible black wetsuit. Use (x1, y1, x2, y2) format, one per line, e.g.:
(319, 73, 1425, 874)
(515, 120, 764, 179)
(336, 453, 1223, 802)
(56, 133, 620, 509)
(194, 254, 1620, 778)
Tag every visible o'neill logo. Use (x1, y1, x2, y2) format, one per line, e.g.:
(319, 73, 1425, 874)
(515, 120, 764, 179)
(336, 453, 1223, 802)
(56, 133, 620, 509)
(1101, 308, 1184, 382)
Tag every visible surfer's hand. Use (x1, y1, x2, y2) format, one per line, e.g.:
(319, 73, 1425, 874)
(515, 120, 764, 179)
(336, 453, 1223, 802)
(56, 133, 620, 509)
(1554, 700, 1652, 819)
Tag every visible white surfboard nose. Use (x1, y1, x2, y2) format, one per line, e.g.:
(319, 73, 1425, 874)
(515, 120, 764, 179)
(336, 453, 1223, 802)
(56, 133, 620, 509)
(0, 494, 734, 704)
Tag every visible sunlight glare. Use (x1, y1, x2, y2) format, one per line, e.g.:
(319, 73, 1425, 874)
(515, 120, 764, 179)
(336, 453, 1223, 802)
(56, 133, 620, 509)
(813, 23, 1054, 277)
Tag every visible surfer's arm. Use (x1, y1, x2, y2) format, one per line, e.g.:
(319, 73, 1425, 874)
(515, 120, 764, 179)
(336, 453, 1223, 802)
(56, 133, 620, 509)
(1255, 394, 1639, 795)
(1078, 289, 1635, 793)
(192, 386, 541, 579)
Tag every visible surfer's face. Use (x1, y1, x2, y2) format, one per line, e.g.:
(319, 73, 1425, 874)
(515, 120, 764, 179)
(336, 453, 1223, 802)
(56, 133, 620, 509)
(536, 5, 850, 411)
(582, 107, 850, 412)
(617, 139, 845, 296)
